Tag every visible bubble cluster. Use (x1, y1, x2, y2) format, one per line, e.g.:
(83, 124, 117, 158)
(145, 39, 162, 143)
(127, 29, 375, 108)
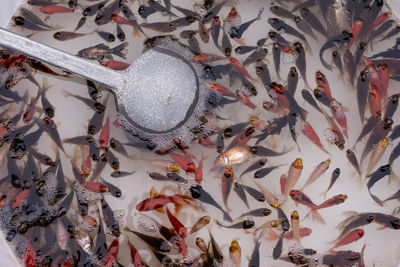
(135, 213, 160, 232)
(118, 37, 216, 151)
(74, 181, 102, 203)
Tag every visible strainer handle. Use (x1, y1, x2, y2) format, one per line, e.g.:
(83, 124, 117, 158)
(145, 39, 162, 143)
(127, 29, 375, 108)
(0, 27, 124, 91)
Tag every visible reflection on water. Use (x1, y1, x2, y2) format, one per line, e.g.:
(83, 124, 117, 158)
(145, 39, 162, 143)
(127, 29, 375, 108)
(0, 0, 399, 266)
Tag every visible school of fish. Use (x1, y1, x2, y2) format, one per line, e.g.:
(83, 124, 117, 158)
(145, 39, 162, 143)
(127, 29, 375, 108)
(0, 0, 399, 266)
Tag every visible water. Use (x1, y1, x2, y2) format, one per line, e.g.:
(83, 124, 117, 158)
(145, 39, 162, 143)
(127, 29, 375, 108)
(0, 0, 399, 266)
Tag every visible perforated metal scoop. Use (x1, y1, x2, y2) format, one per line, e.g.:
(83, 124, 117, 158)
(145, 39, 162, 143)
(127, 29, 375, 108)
(0, 28, 200, 135)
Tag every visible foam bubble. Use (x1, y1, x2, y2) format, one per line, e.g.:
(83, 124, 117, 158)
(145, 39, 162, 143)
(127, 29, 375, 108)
(119, 37, 216, 151)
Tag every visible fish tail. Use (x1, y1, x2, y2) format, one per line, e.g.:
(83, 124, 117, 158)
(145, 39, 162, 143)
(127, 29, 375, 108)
(183, 199, 201, 213)
(306, 208, 325, 224)
(370, 193, 384, 207)
(111, 42, 128, 59)
(223, 210, 233, 222)
(264, 228, 279, 241)
(257, 7, 264, 20)
(61, 89, 72, 98)
(388, 171, 399, 185)
(319, 189, 328, 199)
(41, 77, 53, 94)
(132, 26, 141, 38)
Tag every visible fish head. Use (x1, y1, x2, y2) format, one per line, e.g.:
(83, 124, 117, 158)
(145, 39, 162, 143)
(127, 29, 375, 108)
(169, 163, 180, 172)
(366, 215, 375, 223)
(263, 208, 272, 216)
(357, 229, 365, 237)
(390, 94, 398, 104)
(292, 158, 303, 169)
(339, 194, 348, 202)
(224, 166, 234, 178)
(77, 49, 89, 58)
(267, 17, 279, 27)
(289, 190, 298, 198)
(291, 210, 299, 220)
(294, 16, 302, 24)
(214, 155, 228, 166)
(380, 137, 389, 148)
(212, 16, 220, 25)
(53, 32, 61, 40)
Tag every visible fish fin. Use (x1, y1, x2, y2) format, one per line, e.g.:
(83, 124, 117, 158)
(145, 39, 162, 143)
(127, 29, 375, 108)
(149, 186, 157, 198)
(215, 219, 224, 227)
(233, 38, 246, 46)
(307, 209, 326, 224)
(264, 228, 279, 241)
(370, 193, 384, 207)
(133, 27, 141, 37)
(94, 43, 109, 49)
(111, 42, 128, 59)
(41, 77, 53, 94)
(342, 210, 358, 217)
(159, 186, 166, 195)
(61, 89, 72, 98)
(319, 190, 328, 199)
(388, 171, 400, 185)
(174, 203, 184, 217)
(376, 225, 386, 230)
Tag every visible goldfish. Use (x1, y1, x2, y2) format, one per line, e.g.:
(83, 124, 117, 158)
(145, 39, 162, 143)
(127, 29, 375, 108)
(229, 240, 241, 267)
(252, 179, 280, 209)
(166, 207, 187, 238)
(192, 53, 224, 63)
(23, 90, 40, 123)
(329, 229, 364, 250)
(366, 137, 388, 175)
(100, 60, 130, 70)
(39, 5, 74, 15)
(195, 155, 206, 184)
(206, 82, 236, 98)
(301, 159, 331, 191)
(229, 57, 255, 80)
(321, 168, 341, 198)
(169, 152, 196, 172)
(189, 215, 210, 234)
(265, 227, 312, 241)
(215, 144, 253, 166)
(291, 210, 300, 243)
(330, 99, 348, 138)
(283, 158, 303, 200)
(289, 190, 325, 224)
